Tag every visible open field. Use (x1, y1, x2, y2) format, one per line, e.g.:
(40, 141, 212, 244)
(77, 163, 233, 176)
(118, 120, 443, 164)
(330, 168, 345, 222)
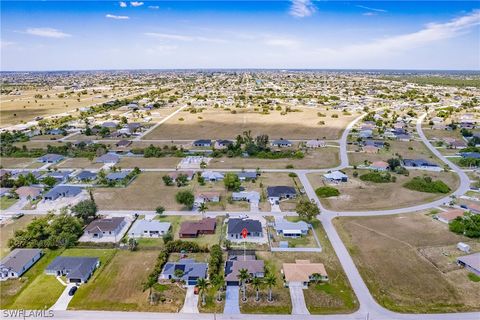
(117, 157, 181, 169)
(12, 140, 67, 150)
(308, 169, 459, 211)
(143, 107, 357, 140)
(0, 215, 40, 258)
(347, 140, 438, 166)
(1, 249, 62, 309)
(55, 158, 103, 169)
(209, 147, 340, 170)
(334, 212, 480, 313)
(69, 250, 185, 312)
(0, 157, 43, 169)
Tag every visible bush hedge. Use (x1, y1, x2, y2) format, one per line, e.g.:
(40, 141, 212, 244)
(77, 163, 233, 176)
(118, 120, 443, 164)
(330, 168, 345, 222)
(315, 186, 340, 198)
(403, 176, 451, 194)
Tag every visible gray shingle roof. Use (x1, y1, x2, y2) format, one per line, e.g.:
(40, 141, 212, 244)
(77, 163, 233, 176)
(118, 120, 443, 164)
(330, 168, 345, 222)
(46, 256, 99, 280)
(0, 249, 42, 275)
(227, 218, 262, 234)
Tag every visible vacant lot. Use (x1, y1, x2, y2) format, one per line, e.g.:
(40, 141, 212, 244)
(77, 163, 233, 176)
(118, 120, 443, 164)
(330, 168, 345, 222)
(348, 140, 438, 166)
(0, 157, 43, 169)
(309, 169, 459, 211)
(117, 157, 181, 169)
(143, 107, 357, 140)
(334, 213, 480, 313)
(69, 250, 185, 312)
(1, 249, 62, 309)
(209, 147, 339, 170)
(55, 158, 103, 169)
(1, 215, 40, 258)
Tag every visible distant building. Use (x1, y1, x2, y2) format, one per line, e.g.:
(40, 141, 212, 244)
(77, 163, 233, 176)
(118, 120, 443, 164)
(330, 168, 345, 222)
(37, 154, 64, 164)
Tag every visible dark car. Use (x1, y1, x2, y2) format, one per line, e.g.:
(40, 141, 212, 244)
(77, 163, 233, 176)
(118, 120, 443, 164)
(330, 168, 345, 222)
(68, 286, 78, 296)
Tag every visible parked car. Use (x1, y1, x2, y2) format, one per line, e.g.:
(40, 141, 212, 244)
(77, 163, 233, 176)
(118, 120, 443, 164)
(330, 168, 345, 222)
(68, 286, 78, 296)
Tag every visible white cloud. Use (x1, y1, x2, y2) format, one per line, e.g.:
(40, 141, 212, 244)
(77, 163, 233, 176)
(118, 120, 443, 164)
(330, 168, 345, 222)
(0, 40, 16, 48)
(145, 32, 227, 43)
(148, 6, 159, 9)
(289, 0, 316, 18)
(106, 14, 130, 20)
(119, 2, 127, 8)
(363, 12, 377, 17)
(23, 27, 71, 38)
(264, 38, 299, 48)
(356, 5, 387, 13)
(130, 1, 144, 7)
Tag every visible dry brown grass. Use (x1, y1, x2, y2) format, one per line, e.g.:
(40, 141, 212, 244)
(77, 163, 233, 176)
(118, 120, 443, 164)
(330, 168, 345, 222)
(55, 158, 103, 169)
(308, 169, 459, 211)
(143, 107, 356, 140)
(117, 157, 180, 169)
(0, 158, 43, 169)
(0, 215, 40, 258)
(68, 250, 186, 312)
(334, 213, 480, 313)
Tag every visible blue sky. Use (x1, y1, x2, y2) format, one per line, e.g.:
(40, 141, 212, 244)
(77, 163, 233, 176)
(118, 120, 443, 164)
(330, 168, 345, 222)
(1, 1, 479, 70)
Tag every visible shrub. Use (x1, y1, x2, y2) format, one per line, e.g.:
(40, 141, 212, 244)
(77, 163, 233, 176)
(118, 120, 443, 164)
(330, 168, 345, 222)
(449, 212, 480, 238)
(359, 172, 393, 183)
(403, 176, 451, 194)
(315, 186, 340, 198)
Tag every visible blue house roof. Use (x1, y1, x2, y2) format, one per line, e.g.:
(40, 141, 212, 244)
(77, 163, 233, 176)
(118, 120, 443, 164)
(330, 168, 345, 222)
(37, 154, 64, 163)
(76, 171, 97, 180)
(106, 171, 130, 181)
(161, 259, 207, 282)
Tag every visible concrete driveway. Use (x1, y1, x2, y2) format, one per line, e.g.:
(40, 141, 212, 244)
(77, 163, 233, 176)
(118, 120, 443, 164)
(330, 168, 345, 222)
(180, 285, 199, 314)
(289, 282, 309, 315)
(50, 283, 76, 311)
(223, 285, 240, 314)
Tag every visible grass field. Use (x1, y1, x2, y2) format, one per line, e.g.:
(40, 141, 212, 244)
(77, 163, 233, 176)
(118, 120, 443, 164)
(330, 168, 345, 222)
(334, 212, 480, 313)
(143, 107, 357, 140)
(56, 158, 103, 169)
(0, 215, 40, 258)
(0, 157, 43, 169)
(69, 250, 186, 312)
(308, 169, 459, 211)
(0, 196, 18, 210)
(117, 157, 181, 169)
(209, 147, 340, 170)
(1, 249, 62, 309)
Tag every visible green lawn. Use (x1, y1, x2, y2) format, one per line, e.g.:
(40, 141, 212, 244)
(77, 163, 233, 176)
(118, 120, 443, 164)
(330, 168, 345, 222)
(1, 249, 62, 309)
(61, 248, 117, 269)
(0, 196, 17, 210)
(9, 274, 65, 309)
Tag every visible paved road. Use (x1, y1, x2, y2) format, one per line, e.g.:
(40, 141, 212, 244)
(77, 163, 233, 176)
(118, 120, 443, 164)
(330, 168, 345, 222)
(180, 286, 199, 314)
(133, 104, 188, 141)
(224, 285, 240, 314)
(289, 283, 310, 315)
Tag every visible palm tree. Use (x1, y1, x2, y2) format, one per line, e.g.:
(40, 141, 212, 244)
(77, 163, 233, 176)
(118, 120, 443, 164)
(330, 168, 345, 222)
(142, 276, 157, 305)
(174, 268, 184, 281)
(251, 277, 262, 301)
(210, 274, 225, 301)
(265, 274, 277, 302)
(311, 273, 322, 285)
(198, 202, 208, 218)
(237, 268, 250, 302)
(197, 278, 209, 306)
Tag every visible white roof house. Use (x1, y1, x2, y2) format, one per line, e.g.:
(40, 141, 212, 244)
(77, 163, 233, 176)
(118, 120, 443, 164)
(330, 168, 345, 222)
(231, 191, 260, 204)
(274, 217, 309, 238)
(305, 140, 326, 148)
(323, 171, 348, 182)
(129, 220, 171, 238)
(201, 171, 224, 181)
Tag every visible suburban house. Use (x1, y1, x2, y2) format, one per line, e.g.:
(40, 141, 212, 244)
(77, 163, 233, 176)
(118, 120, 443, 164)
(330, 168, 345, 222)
(323, 171, 348, 183)
(271, 139, 292, 148)
(106, 171, 130, 182)
(42, 170, 72, 183)
(227, 218, 263, 240)
(359, 129, 373, 139)
(95, 153, 120, 164)
(46, 256, 100, 284)
(179, 218, 217, 238)
(101, 121, 117, 128)
(193, 139, 212, 147)
(0, 249, 43, 280)
(305, 140, 326, 148)
(403, 159, 441, 171)
(75, 170, 97, 181)
(369, 161, 389, 171)
(457, 252, 480, 276)
(231, 191, 260, 204)
(201, 171, 224, 182)
(282, 260, 329, 288)
(84, 217, 127, 239)
(194, 191, 221, 206)
(435, 209, 465, 224)
(225, 255, 264, 286)
(267, 186, 297, 204)
(215, 139, 233, 149)
(115, 140, 132, 148)
(274, 217, 309, 238)
(129, 219, 171, 238)
(362, 145, 379, 154)
(15, 186, 43, 199)
(43, 185, 82, 201)
(238, 171, 258, 181)
(159, 259, 208, 285)
(168, 171, 195, 181)
(37, 154, 64, 164)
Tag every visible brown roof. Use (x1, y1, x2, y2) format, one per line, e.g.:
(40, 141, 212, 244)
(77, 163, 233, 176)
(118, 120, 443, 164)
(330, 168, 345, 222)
(436, 209, 465, 222)
(225, 259, 264, 281)
(179, 218, 216, 235)
(283, 260, 327, 282)
(15, 186, 43, 198)
(168, 171, 195, 180)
